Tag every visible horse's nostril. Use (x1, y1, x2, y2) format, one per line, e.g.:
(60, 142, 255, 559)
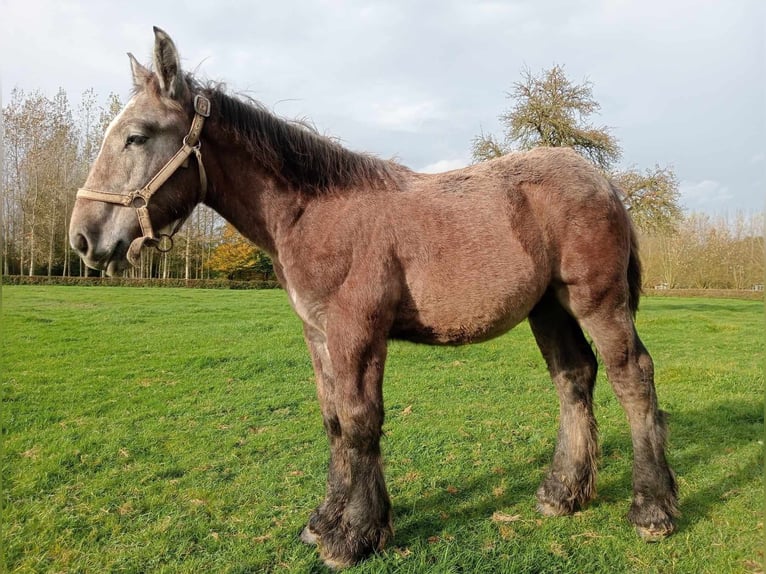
(73, 233, 89, 255)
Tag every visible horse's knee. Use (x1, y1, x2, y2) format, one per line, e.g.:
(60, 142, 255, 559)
(337, 401, 384, 450)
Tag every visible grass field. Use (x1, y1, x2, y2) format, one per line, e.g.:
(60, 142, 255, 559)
(2, 286, 763, 573)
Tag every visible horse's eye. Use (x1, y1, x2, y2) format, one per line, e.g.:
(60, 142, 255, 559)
(125, 134, 148, 147)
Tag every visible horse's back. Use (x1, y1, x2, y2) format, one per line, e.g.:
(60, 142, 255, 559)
(389, 147, 630, 343)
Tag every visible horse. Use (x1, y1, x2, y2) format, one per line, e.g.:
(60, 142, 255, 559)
(69, 27, 678, 569)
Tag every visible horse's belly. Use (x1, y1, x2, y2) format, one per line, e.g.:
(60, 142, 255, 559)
(392, 267, 543, 345)
(388, 193, 549, 345)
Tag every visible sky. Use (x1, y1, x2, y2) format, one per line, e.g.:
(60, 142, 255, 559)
(2, 0, 764, 214)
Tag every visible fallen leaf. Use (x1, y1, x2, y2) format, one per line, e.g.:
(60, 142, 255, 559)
(491, 512, 521, 523)
(21, 446, 40, 460)
(498, 525, 516, 540)
(404, 471, 421, 482)
(402, 405, 412, 415)
(550, 541, 567, 557)
(570, 531, 603, 540)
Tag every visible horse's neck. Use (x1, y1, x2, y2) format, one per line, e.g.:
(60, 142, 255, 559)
(201, 131, 300, 257)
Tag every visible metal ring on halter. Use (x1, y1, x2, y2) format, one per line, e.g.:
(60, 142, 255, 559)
(156, 234, 174, 253)
(131, 195, 147, 209)
(183, 134, 201, 150)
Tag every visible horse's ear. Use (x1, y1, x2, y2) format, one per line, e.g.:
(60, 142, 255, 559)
(152, 26, 188, 101)
(128, 53, 152, 89)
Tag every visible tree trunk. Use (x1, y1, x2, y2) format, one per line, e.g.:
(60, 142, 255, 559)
(47, 208, 55, 277)
(28, 228, 35, 276)
(184, 230, 191, 280)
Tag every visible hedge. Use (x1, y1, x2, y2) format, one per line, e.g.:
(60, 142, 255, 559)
(2, 275, 281, 290)
(646, 287, 763, 301)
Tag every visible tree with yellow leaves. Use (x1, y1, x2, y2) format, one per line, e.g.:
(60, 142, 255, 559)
(208, 223, 274, 280)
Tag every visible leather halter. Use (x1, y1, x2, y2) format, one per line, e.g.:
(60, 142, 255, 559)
(76, 94, 211, 266)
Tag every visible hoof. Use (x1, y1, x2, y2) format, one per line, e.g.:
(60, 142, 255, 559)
(636, 522, 675, 542)
(299, 525, 320, 546)
(535, 476, 581, 517)
(536, 499, 575, 517)
(629, 496, 678, 542)
(319, 551, 355, 571)
(316, 523, 392, 570)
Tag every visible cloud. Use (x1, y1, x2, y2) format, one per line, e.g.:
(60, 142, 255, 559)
(3, 0, 763, 216)
(679, 179, 734, 209)
(367, 98, 445, 132)
(419, 158, 469, 174)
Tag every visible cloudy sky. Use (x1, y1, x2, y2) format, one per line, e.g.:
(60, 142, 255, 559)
(2, 0, 764, 214)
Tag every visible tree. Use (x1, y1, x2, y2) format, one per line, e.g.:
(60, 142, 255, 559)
(472, 64, 621, 170)
(473, 65, 681, 233)
(611, 166, 682, 233)
(208, 223, 274, 280)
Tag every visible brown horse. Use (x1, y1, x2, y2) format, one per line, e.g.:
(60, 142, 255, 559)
(69, 27, 678, 569)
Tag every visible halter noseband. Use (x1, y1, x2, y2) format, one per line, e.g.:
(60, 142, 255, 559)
(76, 94, 211, 266)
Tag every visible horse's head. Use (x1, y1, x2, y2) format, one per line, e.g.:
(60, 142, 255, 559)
(69, 27, 207, 276)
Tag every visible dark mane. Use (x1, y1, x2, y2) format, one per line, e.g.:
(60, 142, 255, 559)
(192, 79, 399, 194)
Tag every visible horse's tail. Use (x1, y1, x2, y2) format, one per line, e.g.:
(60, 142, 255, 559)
(627, 219, 642, 317)
(611, 181, 643, 316)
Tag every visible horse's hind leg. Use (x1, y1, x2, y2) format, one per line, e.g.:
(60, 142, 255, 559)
(574, 292, 678, 540)
(529, 290, 599, 516)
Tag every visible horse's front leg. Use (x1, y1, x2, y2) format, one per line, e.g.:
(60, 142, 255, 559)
(300, 318, 392, 569)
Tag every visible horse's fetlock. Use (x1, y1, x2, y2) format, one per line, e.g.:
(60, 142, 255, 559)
(317, 518, 392, 570)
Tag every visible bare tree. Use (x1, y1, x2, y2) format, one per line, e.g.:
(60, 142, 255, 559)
(640, 212, 764, 289)
(472, 64, 621, 170)
(611, 165, 682, 234)
(473, 65, 682, 233)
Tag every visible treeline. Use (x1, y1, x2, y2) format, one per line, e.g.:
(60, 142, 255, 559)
(2, 87, 232, 280)
(640, 212, 763, 290)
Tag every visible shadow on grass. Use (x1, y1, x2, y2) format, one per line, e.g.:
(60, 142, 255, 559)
(670, 399, 763, 528)
(390, 461, 543, 547)
(597, 398, 763, 530)
(390, 398, 763, 547)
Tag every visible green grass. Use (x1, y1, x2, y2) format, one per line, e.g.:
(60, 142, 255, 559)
(2, 286, 763, 573)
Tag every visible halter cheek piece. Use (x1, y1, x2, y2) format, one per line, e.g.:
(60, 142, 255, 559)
(76, 94, 211, 267)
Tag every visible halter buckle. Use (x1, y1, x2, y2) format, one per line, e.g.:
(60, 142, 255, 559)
(194, 94, 211, 118)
